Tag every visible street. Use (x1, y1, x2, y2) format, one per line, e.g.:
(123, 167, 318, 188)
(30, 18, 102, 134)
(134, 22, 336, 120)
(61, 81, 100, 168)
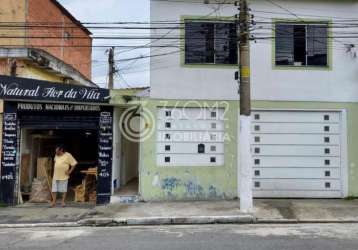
(0, 224, 357, 250)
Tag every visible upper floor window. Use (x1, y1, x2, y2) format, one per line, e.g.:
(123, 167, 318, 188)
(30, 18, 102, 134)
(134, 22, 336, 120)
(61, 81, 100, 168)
(184, 21, 238, 65)
(64, 31, 71, 40)
(275, 23, 329, 67)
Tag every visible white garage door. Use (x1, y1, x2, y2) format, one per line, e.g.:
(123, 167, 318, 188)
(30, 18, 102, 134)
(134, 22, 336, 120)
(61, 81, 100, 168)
(252, 110, 344, 198)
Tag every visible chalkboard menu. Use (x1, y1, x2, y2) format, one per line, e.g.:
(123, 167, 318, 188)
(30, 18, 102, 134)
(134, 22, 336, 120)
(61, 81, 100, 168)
(96, 107, 113, 204)
(0, 103, 18, 205)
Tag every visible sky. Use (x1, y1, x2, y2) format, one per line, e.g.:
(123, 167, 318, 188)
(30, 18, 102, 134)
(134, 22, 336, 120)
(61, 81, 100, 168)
(58, 0, 150, 88)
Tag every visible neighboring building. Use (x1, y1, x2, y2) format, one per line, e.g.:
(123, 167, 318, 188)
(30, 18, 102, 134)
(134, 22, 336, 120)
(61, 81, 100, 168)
(0, 48, 94, 86)
(0, 0, 92, 80)
(0, 1, 102, 206)
(0, 76, 112, 206)
(109, 0, 358, 203)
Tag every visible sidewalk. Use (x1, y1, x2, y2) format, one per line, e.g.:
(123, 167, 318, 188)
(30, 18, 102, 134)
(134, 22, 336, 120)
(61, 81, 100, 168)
(255, 199, 358, 223)
(81, 200, 253, 226)
(0, 203, 93, 225)
(0, 199, 358, 227)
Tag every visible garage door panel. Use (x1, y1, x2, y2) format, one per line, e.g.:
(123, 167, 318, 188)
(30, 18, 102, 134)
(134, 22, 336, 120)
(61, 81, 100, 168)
(252, 111, 340, 123)
(158, 119, 225, 131)
(157, 142, 224, 154)
(158, 108, 225, 120)
(253, 168, 340, 179)
(254, 190, 342, 198)
(252, 123, 340, 134)
(253, 156, 340, 168)
(252, 145, 340, 157)
(253, 179, 341, 191)
(251, 134, 340, 145)
(156, 107, 226, 167)
(157, 131, 225, 142)
(157, 154, 224, 166)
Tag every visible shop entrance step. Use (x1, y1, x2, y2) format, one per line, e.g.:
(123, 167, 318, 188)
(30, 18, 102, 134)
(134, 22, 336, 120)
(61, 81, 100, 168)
(110, 195, 139, 204)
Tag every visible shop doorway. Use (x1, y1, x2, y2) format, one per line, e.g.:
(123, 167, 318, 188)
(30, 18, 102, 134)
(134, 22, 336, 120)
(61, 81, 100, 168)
(19, 129, 98, 205)
(118, 133, 139, 196)
(113, 108, 140, 201)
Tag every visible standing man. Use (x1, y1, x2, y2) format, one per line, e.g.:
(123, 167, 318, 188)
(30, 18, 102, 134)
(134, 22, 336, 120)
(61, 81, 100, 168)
(51, 144, 78, 207)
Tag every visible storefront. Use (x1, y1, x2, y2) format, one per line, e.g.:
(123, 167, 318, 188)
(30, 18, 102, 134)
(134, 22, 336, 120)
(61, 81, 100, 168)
(0, 75, 113, 206)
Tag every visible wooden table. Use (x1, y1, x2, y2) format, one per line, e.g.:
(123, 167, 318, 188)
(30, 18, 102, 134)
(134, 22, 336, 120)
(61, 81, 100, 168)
(79, 168, 97, 203)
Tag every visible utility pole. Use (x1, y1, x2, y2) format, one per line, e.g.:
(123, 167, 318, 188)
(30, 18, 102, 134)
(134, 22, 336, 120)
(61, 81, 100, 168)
(108, 47, 115, 89)
(236, 0, 253, 212)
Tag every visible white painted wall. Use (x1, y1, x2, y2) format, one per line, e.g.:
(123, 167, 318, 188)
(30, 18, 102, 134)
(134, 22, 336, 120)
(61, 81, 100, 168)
(111, 107, 121, 193)
(150, 0, 358, 102)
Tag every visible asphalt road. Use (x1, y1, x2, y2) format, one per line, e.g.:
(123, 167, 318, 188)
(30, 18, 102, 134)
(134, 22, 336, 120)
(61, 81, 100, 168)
(0, 223, 357, 250)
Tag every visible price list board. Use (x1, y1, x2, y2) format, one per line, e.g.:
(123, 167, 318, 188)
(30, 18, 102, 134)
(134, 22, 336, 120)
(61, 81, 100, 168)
(0, 102, 18, 205)
(96, 107, 113, 204)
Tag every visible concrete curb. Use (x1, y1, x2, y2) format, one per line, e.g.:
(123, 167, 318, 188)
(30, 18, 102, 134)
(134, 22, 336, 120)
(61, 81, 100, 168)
(256, 218, 358, 224)
(1, 216, 358, 228)
(256, 219, 299, 224)
(0, 222, 80, 228)
(77, 215, 255, 227)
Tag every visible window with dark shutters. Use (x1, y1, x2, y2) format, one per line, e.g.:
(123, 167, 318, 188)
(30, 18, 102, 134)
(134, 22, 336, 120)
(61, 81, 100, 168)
(185, 21, 238, 65)
(275, 22, 329, 67)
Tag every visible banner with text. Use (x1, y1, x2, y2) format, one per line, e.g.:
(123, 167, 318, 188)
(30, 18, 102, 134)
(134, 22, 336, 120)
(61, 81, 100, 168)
(0, 75, 110, 103)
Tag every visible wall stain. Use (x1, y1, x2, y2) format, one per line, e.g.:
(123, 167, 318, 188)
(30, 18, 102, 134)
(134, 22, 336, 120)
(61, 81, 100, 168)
(185, 181, 204, 198)
(161, 177, 181, 196)
(208, 185, 218, 198)
(159, 178, 229, 200)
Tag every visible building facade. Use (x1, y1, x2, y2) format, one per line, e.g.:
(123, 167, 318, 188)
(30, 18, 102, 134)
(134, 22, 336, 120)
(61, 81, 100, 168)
(0, 0, 92, 80)
(0, 76, 112, 206)
(112, 0, 358, 202)
(0, 1, 101, 206)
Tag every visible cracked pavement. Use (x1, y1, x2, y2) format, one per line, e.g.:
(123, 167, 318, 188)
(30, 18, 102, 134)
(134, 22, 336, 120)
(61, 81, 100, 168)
(0, 224, 358, 250)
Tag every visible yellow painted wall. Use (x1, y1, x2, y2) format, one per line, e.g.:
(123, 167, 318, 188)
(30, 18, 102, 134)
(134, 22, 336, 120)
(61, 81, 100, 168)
(19, 62, 64, 83)
(0, 0, 26, 46)
(0, 59, 64, 83)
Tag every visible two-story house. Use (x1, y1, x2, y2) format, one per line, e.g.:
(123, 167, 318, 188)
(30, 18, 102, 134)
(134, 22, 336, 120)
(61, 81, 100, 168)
(110, 0, 358, 203)
(0, 0, 93, 85)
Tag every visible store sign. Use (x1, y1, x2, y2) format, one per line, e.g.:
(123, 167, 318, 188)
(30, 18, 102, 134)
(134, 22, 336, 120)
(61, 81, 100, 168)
(17, 103, 101, 112)
(0, 75, 110, 103)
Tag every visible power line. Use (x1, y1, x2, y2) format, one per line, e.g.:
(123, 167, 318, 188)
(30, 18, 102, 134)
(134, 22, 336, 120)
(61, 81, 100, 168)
(1, 32, 358, 40)
(263, 0, 301, 20)
(116, 50, 182, 62)
(0, 44, 181, 48)
(261, 0, 348, 46)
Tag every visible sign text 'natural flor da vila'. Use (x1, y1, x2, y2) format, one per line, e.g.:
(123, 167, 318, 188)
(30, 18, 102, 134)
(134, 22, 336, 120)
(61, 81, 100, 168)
(0, 75, 110, 103)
